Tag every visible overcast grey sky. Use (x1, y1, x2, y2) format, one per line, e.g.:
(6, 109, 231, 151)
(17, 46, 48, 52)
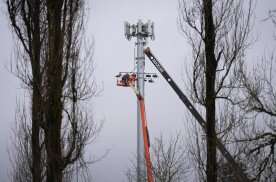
(0, 0, 276, 181)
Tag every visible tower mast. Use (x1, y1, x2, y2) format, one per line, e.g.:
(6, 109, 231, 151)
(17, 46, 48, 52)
(124, 20, 154, 181)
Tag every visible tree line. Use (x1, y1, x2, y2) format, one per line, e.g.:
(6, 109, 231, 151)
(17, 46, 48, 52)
(7, 0, 98, 181)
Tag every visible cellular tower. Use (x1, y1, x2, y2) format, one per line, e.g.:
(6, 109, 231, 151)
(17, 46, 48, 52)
(118, 18, 251, 182)
(124, 20, 154, 181)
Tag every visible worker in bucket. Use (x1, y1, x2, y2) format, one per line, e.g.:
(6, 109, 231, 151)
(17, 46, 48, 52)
(122, 73, 130, 86)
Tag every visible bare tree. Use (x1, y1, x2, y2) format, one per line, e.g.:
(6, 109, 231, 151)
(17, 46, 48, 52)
(10, 105, 36, 182)
(152, 135, 188, 182)
(6, 0, 99, 181)
(7, 0, 48, 181)
(216, 11, 276, 181)
(186, 108, 248, 182)
(126, 134, 189, 182)
(178, 0, 253, 181)
(233, 57, 276, 181)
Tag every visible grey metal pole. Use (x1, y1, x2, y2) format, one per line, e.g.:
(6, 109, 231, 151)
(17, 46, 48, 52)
(124, 20, 154, 182)
(136, 30, 146, 182)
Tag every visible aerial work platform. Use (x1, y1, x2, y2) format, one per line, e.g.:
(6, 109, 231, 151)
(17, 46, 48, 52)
(116, 72, 155, 182)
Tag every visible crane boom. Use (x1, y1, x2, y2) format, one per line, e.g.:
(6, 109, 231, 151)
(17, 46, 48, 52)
(117, 74, 154, 182)
(131, 84, 154, 182)
(137, 96, 154, 182)
(144, 47, 250, 182)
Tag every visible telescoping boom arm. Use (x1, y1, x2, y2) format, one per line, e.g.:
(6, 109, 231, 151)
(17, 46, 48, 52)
(116, 73, 154, 182)
(130, 84, 154, 182)
(137, 95, 154, 182)
(144, 47, 250, 182)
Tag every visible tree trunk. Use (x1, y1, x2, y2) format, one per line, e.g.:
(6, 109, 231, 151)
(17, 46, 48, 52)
(31, 0, 42, 181)
(32, 87, 42, 182)
(203, 0, 217, 182)
(45, 0, 64, 181)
